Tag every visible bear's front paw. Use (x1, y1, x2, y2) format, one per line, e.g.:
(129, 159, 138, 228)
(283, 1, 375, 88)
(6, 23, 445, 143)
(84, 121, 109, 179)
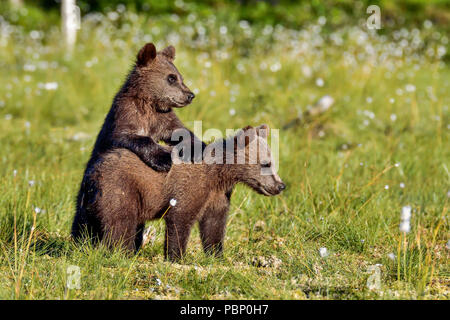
(149, 149, 172, 172)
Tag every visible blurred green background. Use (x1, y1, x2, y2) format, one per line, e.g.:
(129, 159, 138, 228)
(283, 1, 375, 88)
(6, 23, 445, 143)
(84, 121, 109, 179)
(4, 0, 450, 31)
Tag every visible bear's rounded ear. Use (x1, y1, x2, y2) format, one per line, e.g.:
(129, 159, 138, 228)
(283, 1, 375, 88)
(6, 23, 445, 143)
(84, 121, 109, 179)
(137, 43, 157, 67)
(161, 45, 176, 61)
(235, 126, 256, 149)
(256, 124, 269, 140)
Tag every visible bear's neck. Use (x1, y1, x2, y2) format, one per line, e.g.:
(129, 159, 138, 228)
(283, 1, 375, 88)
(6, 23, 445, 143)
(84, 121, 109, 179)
(202, 163, 244, 193)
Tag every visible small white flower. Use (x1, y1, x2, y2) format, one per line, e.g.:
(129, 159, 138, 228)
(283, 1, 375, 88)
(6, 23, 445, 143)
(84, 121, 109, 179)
(155, 278, 162, 286)
(390, 114, 397, 122)
(318, 16, 326, 25)
(395, 163, 400, 167)
(401, 206, 412, 221)
(229, 108, 236, 116)
(107, 11, 119, 21)
(34, 207, 41, 214)
(270, 62, 282, 72)
(405, 84, 416, 92)
(39, 82, 58, 91)
(384, 185, 389, 190)
(317, 95, 334, 112)
(399, 182, 405, 188)
(13, 170, 17, 177)
(23, 64, 36, 72)
(387, 253, 396, 261)
(318, 247, 329, 258)
(219, 25, 228, 35)
(315, 78, 324, 87)
(389, 98, 395, 104)
(366, 97, 373, 104)
(399, 220, 411, 233)
(170, 198, 177, 207)
(28, 180, 35, 187)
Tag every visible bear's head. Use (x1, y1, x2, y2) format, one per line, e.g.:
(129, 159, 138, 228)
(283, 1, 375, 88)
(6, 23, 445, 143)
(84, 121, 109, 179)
(233, 124, 285, 196)
(134, 43, 195, 112)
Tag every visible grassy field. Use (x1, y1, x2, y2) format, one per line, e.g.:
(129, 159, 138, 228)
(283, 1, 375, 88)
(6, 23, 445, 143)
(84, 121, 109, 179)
(0, 5, 449, 299)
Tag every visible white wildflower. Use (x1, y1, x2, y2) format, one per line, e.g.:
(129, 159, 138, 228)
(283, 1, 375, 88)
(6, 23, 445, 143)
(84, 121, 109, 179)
(405, 84, 416, 92)
(315, 78, 324, 87)
(387, 253, 396, 261)
(318, 247, 329, 258)
(399, 205, 412, 233)
(318, 16, 326, 25)
(270, 61, 281, 72)
(170, 198, 177, 207)
(399, 221, 411, 233)
(316, 95, 334, 112)
(400, 182, 405, 188)
(38, 82, 58, 91)
(401, 206, 412, 221)
(390, 114, 397, 122)
(28, 180, 35, 187)
(220, 26, 228, 35)
(23, 64, 36, 72)
(229, 108, 236, 116)
(34, 207, 41, 214)
(107, 11, 119, 21)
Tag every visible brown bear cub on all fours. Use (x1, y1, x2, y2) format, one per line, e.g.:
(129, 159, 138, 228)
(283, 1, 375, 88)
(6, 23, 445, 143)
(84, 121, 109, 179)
(72, 43, 205, 242)
(75, 124, 285, 261)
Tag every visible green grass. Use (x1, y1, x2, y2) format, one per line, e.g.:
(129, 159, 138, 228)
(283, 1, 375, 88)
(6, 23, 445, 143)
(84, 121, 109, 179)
(0, 6, 448, 299)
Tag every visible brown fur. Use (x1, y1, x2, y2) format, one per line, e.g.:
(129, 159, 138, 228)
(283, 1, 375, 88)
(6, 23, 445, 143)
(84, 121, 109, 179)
(72, 43, 204, 242)
(82, 125, 285, 261)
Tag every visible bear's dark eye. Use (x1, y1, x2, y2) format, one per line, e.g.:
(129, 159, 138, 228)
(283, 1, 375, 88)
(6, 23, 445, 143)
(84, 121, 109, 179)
(261, 162, 271, 168)
(167, 74, 177, 85)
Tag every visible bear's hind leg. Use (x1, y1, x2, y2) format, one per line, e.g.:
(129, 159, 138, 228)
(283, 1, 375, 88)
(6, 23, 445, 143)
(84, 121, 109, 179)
(102, 218, 139, 253)
(164, 214, 195, 262)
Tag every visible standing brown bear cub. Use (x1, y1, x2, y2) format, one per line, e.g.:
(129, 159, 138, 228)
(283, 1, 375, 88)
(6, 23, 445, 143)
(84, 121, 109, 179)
(76, 125, 285, 261)
(72, 43, 204, 242)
